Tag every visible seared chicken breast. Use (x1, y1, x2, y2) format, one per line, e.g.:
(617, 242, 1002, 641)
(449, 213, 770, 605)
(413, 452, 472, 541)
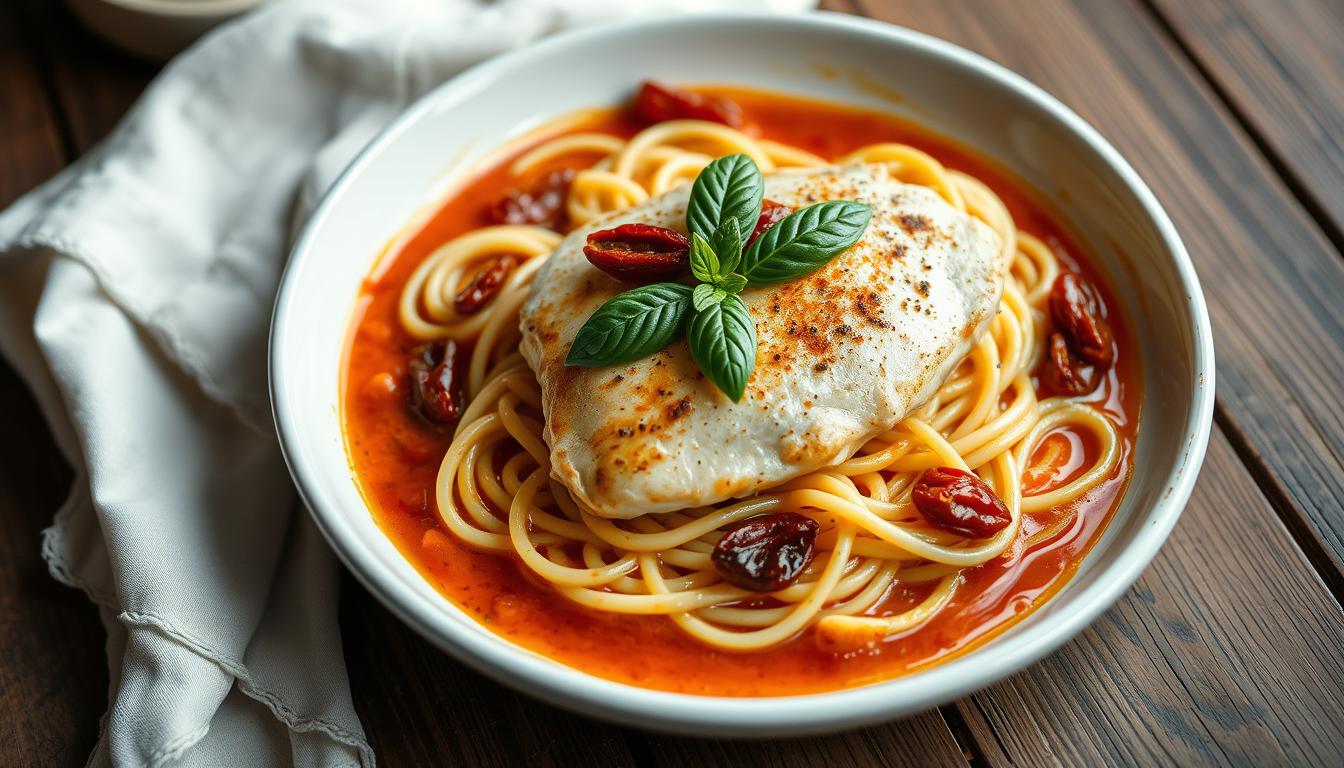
(520, 163, 1008, 519)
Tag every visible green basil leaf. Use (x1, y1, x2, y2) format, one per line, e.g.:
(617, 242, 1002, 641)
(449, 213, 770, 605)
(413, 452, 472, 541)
(689, 233, 720, 284)
(565, 283, 693, 367)
(739, 201, 873, 286)
(692, 282, 727, 311)
(687, 293, 757, 402)
(715, 273, 747, 294)
(709, 217, 743, 276)
(686, 154, 763, 243)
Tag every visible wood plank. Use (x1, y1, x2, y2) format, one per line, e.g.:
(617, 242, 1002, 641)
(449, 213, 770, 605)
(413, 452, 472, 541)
(1146, 0, 1344, 247)
(0, 11, 65, 207)
(643, 711, 970, 768)
(855, 0, 1344, 587)
(956, 428, 1344, 767)
(342, 570, 973, 767)
(848, 0, 1344, 763)
(340, 576, 642, 767)
(0, 6, 106, 766)
(12, 0, 156, 154)
(0, 363, 102, 768)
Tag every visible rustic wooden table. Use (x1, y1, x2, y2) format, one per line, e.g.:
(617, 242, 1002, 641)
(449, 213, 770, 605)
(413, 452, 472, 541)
(4, 0, 1344, 765)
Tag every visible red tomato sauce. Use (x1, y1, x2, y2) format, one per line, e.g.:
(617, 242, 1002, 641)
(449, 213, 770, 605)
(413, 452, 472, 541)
(341, 88, 1139, 696)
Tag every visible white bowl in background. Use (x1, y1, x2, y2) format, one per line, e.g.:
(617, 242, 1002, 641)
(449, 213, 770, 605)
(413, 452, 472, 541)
(67, 0, 262, 61)
(271, 12, 1214, 737)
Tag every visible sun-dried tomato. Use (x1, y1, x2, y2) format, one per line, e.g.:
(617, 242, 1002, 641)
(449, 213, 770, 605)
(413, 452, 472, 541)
(711, 512, 820, 592)
(407, 339, 464, 427)
(583, 223, 690, 282)
(912, 467, 1012, 538)
(454, 254, 519, 315)
(1049, 273, 1113, 368)
(633, 81, 746, 128)
(749, 199, 792, 246)
(1044, 332, 1100, 395)
(486, 168, 574, 231)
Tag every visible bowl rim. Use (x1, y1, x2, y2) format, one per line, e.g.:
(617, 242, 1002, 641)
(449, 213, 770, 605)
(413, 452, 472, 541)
(270, 10, 1215, 736)
(92, 0, 262, 16)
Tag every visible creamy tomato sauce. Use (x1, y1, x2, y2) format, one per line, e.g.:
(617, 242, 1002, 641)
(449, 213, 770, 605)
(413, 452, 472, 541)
(341, 88, 1139, 696)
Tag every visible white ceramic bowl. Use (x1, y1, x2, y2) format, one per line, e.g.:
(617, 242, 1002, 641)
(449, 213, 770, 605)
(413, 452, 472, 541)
(67, 0, 263, 61)
(271, 12, 1214, 737)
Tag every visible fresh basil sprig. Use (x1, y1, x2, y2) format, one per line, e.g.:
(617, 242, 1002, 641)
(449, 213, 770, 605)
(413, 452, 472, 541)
(739, 201, 873, 286)
(687, 154, 763, 243)
(687, 293, 757, 402)
(691, 283, 727, 312)
(689, 233, 721, 284)
(564, 283, 693, 366)
(565, 153, 872, 402)
(709, 217, 743, 276)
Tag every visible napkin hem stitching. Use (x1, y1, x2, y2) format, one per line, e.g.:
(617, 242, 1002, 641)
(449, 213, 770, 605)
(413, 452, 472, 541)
(42, 480, 119, 607)
(145, 723, 212, 768)
(121, 610, 373, 766)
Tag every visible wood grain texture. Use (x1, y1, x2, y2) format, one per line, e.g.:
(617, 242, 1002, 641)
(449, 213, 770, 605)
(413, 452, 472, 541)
(342, 570, 973, 767)
(857, 0, 1344, 588)
(0, 6, 108, 768)
(957, 429, 1344, 766)
(0, 13, 64, 207)
(0, 363, 102, 768)
(1145, 0, 1344, 248)
(4, 0, 1344, 766)
(340, 576, 643, 768)
(12, 0, 155, 155)
(643, 712, 970, 768)
(851, 0, 1344, 763)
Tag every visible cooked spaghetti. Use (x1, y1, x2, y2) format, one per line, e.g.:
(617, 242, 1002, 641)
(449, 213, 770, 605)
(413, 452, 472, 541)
(387, 106, 1122, 653)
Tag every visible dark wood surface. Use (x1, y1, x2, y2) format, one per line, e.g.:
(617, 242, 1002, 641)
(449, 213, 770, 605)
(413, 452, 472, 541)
(1148, 0, 1344, 247)
(2, 1, 1342, 765)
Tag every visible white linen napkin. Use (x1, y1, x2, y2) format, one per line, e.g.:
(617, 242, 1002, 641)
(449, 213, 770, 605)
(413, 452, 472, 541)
(0, 0, 814, 765)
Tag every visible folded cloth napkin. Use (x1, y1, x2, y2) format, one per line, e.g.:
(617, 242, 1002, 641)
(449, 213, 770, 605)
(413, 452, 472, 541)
(0, 0, 813, 765)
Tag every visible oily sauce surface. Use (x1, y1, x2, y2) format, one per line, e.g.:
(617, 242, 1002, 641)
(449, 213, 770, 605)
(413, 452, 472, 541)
(342, 88, 1140, 696)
